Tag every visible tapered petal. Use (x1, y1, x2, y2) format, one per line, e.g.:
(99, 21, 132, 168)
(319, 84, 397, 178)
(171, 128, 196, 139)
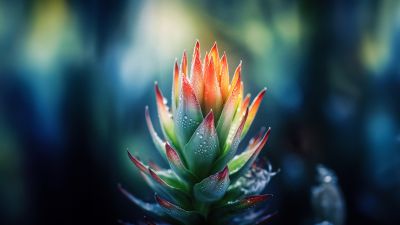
(242, 88, 267, 138)
(128, 151, 149, 175)
(192, 40, 200, 59)
(155, 194, 202, 224)
(181, 51, 188, 77)
(127, 151, 190, 207)
(216, 72, 242, 145)
(246, 127, 266, 151)
(128, 151, 182, 190)
(175, 76, 203, 148)
(172, 60, 180, 112)
(193, 166, 230, 203)
(228, 128, 271, 181)
(237, 94, 251, 119)
(212, 109, 248, 172)
(229, 62, 242, 95)
(203, 58, 223, 118)
(183, 111, 219, 179)
(165, 143, 197, 182)
(220, 53, 230, 101)
(190, 43, 204, 105)
(148, 168, 191, 208)
(210, 42, 220, 82)
(155, 83, 179, 147)
(145, 106, 167, 161)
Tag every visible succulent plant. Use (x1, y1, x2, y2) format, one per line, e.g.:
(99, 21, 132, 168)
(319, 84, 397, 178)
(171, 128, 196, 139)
(120, 41, 276, 225)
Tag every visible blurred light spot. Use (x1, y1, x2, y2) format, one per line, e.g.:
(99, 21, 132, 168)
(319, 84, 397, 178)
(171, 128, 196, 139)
(366, 109, 396, 148)
(274, 7, 302, 45)
(361, 35, 390, 75)
(360, 1, 400, 76)
(23, 0, 81, 74)
(365, 108, 398, 188)
(118, 0, 196, 93)
(325, 95, 355, 123)
(244, 21, 272, 56)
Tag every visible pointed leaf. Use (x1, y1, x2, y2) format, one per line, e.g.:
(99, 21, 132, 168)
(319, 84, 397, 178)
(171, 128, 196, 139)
(193, 166, 230, 203)
(183, 111, 219, 179)
(181, 51, 188, 77)
(192, 40, 200, 59)
(127, 151, 149, 175)
(165, 143, 197, 182)
(174, 76, 203, 148)
(203, 58, 223, 118)
(148, 168, 191, 208)
(150, 169, 189, 192)
(155, 83, 179, 147)
(172, 60, 180, 112)
(210, 42, 220, 82)
(229, 62, 242, 96)
(155, 194, 202, 224)
(190, 43, 204, 105)
(246, 127, 266, 151)
(220, 53, 230, 101)
(216, 72, 242, 146)
(212, 109, 248, 173)
(228, 128, 271, 181)
(145, 106, 167, 161)
(242, 88, 267, 138)
(224, 105, 248, 153)
(127, 151, 190, 207)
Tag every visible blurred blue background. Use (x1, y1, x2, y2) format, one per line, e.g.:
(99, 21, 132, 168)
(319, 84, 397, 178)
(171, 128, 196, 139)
(0, 0, 399, 224)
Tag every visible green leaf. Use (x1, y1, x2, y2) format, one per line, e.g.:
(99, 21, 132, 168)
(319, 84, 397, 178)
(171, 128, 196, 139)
(228, 128, 271, 182)
(127, 151, 191, 208)
(165, 143, 197, 183)
(145, 106, 167, 161)
(183, 111, 220, 179)
(212, 109, 248, 173)
(155, 194, 203, 225)
(154, 83, 179, 148)
(216, 75, 242, 145)
(174, 76, 203, 149)
(193, 167, 230, 203)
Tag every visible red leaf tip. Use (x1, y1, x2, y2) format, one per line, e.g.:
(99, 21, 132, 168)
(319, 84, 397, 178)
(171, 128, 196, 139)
(242, 194, 273, 206)
(155, 194, 174, 209)
(217, 166, 229, 181)
(148, 168, 165, 185)
(165, 143, 179, 162)
(204, 110, 215, 128)
(127, 151, 147, 173)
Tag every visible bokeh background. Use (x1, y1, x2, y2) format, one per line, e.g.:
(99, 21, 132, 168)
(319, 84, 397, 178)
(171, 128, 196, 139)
(0, 0, 399, 224)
